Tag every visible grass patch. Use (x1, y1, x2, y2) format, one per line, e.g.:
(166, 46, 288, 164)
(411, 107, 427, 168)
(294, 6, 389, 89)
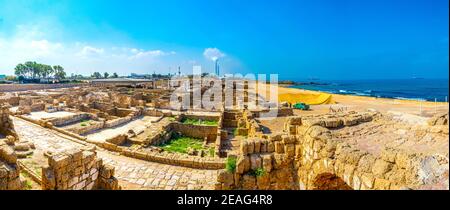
(159, 134, 205, 154)
(208, 147, 215, 157)
(24, 180, 33, 190)
(80, 123, 87, 126)
(226, 157, 237, 173)
(20, 172, 34, 190)
(182, 118, 218, 126)
(248, 168, 266, 177)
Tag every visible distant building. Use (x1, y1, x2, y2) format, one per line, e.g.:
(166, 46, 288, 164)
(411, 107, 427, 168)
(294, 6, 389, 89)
(91, 78, 155, 88)
(0, 75, 6, 81)
(130, 73, 150, 79)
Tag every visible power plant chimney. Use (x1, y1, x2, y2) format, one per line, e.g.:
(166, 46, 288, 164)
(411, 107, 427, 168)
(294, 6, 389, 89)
(215, 59, 220, 76)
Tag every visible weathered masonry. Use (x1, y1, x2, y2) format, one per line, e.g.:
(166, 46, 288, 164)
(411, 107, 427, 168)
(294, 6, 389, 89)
(216, 111, 449, 190)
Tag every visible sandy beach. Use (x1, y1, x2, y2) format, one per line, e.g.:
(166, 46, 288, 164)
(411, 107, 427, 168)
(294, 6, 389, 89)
(276, 84, 449, 117)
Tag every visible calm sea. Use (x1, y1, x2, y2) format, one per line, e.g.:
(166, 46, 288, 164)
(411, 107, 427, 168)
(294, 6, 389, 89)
(289, 79, 449, 102)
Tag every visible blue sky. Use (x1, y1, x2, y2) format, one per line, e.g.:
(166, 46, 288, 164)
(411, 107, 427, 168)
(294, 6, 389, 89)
(0, 0, 448, 80)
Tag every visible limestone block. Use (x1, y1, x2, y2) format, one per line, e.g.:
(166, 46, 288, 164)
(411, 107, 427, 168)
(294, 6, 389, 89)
(373, 178, 391, 190)
(0, 145, 17, 164)
(323, 118, 343, 128)
(241, 174, 256, 190)
(284, 144, 295, 158)
(357, 155, 376, 173)
(42, 166, 56, 190)
(343, 117, 359, 126)
(236, 156, 247, 174)
(48, 153, 70, 169)
(372, 159, 393, 178)
(254, 140, 261, 153)
(302, 118, 323, 127)
(288, 116, 302, 126)
(260, 139, 267, 153)
(247, 140, 255, 154)
(282, 135, 296, 144)
(267, 142, 275, 153)
(261, 154, 273, 172)
(273, 154, 287, 170)
(243, 156, 251, 172)
(275, 141, 284, 154)
(360, 173, 375, 189)
(240, 141, 248, 155)
(100, 164, 115, 179)
(250, 154, 262, 170)
(380, 148, 397, 163)
(307, 126, 329, 139)
(217, 169, 234, 186)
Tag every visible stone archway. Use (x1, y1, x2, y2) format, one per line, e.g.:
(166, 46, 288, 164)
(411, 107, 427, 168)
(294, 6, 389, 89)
(312, 173, 353, 190)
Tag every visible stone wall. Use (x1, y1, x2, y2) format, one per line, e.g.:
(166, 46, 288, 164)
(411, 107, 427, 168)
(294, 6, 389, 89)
(0, 105, 22, 190)
(252, 107, 294, 118)
(0, 105, 18, 139)
(216, 111, 447, 190)
(0, 83, 87, 92)
(48, 113, 92, 127)
(216, 135, 298, 190)
(171, 122, 218, 142)
(0, 140, 22, 190)
(104, 116, 133, 128)
(66, 121, 105, 135)
(42, 148, 120, 190)
(0, 96, 20, 106)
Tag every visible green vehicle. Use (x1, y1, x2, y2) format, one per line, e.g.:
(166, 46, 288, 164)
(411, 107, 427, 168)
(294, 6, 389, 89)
(293, 102, 310, 110)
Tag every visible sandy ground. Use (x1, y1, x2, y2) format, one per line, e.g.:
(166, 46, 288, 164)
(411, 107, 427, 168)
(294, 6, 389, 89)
(26, 111, 77, 120)
(257, 83, 448, 134)
(85, 116, 160, 142)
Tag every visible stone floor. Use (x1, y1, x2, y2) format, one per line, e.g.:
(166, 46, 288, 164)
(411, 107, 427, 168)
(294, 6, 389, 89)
(84, 116, 160, 143)
(12, 116, 219, 190)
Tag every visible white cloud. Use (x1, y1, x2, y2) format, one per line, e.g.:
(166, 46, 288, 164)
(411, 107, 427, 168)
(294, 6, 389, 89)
(128, 49, 175, 60)
(0, 24, 242, 76)
(77, 46, 105, 57)
(0, 25, 178, 75)
(203, 48, 225, 61)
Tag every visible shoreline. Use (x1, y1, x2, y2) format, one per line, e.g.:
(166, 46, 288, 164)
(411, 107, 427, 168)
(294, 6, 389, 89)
(281, 85, 449, 106)
(272, 83, 449, 117)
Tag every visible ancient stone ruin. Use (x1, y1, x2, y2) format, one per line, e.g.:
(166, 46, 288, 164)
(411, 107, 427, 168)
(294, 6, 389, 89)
(1, 80, 448, 190)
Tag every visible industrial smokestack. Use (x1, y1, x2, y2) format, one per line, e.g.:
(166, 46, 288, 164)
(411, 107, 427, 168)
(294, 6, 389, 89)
(215, 59, 219, 76)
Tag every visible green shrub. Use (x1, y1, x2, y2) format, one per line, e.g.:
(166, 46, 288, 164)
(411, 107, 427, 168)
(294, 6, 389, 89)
(80, 123, 87, 126)
(249, 168, 266, 177)
(182, 118, 218, 126)
(226, 157, 237, 173)
(208, 148, 215, 157)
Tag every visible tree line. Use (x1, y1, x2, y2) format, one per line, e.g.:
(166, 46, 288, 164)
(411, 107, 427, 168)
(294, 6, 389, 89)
(91, 72, 119, 79)
(14, 61, 66, 80)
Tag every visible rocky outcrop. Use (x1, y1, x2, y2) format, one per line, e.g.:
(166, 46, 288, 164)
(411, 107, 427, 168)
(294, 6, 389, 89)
(428, 113, 448, 126)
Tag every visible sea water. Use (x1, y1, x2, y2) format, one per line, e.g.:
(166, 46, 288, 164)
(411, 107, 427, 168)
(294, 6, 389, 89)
(289, 79, 449, 102)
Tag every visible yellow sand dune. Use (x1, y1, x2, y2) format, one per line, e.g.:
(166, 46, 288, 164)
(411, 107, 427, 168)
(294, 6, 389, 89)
(279, 92, 335, 105)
